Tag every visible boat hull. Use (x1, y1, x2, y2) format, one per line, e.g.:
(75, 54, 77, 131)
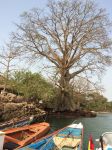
(97, 132, 112, 150)
(2, 122, 50, 149)
(20, 122, 83, 150)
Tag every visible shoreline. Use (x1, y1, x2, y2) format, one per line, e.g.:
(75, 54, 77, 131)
(47, 110, 97, 118)
(97, 111, 112, 114)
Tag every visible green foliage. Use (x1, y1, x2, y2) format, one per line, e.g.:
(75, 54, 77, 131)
(84, 92, 110, 111)
(11, 71, 55, 101)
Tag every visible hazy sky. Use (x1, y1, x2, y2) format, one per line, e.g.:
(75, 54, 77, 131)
(0, 0, 112, 100)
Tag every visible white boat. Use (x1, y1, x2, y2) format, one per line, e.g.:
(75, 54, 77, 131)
(0, 131, 5, 150)
(96, 132, 112, 150)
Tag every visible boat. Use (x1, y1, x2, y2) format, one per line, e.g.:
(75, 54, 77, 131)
(0, 113, 47, 130)
(96, 132, 112, 150)
(0, 116, 30, 130)
(20, 122, 83, 150)
(2, 122, 50, 149)
(0, 131, 5, 150)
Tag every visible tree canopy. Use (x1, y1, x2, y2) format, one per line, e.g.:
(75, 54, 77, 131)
(11, 71, 55, 101)
(4, 0, 112, 111)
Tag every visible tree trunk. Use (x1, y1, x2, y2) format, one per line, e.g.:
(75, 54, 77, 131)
(55, 69, 76, 111)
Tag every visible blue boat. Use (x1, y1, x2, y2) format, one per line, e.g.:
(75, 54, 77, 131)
(20, 122, 83, 150)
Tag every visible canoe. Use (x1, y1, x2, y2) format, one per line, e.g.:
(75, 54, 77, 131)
(0, 113, 46, 130)
(20, 122, 83, 150)
(3, 122, 50, 149)
(96, 132, 112, 150)
(0, 117, 30, 130)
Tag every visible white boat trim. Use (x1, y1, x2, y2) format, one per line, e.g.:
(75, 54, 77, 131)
(68, 122, 83, 129)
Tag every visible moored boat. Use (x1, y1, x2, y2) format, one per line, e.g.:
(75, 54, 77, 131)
(2, 122, 50, 149)
(96, 132, 112, 150)
(20, 122, 83, 150)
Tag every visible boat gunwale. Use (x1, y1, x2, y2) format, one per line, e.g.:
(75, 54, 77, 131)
(3, 122, 50, 148)
(24, 122, 84, 150)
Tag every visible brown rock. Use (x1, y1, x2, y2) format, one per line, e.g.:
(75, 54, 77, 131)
(0, 92, 46, 122)
(4, 103, 18, 112)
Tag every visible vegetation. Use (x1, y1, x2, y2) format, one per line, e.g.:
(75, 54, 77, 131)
(84, 92, 112, 112)
(0, 70, 112, 112)
(11, 71, 55, 102)
(0, 0, 112, 112)
(12, 0, 112, 111)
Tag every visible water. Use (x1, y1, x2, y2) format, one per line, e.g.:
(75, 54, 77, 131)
(46, 113, 112, 150)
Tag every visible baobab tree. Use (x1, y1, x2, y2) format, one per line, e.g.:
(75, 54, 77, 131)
(12, 0, 112, 111)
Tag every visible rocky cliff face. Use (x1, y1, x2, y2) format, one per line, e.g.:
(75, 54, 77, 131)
(0, 92, 46, 122)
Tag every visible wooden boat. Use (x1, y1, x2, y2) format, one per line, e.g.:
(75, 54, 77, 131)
(20, 122, 83, 150)
(0, 113, 47, 130)
(96, 132, 112, 150)
(0, 117, 30, 130)
(3, 122, 50, 149)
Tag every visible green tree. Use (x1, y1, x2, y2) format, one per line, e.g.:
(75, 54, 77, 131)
(86, 92, 108, 111)
(11, 71, 55, 101)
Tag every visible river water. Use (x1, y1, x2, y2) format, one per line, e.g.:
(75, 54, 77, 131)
(47, 113, 112, 150)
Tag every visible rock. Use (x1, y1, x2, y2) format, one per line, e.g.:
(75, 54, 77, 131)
(0, 92, 46, 122)
(80, 110, 97, 117)
(4, 103, 19, 112)
(13, 96, 24, 103)
(0, 103, 4, 121)
(0, 94, 9, 102)
(2, 101, 46, 121)
(7, 93, 17, 102)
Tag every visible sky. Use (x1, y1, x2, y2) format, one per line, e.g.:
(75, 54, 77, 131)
(0, 0, 112, 100)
